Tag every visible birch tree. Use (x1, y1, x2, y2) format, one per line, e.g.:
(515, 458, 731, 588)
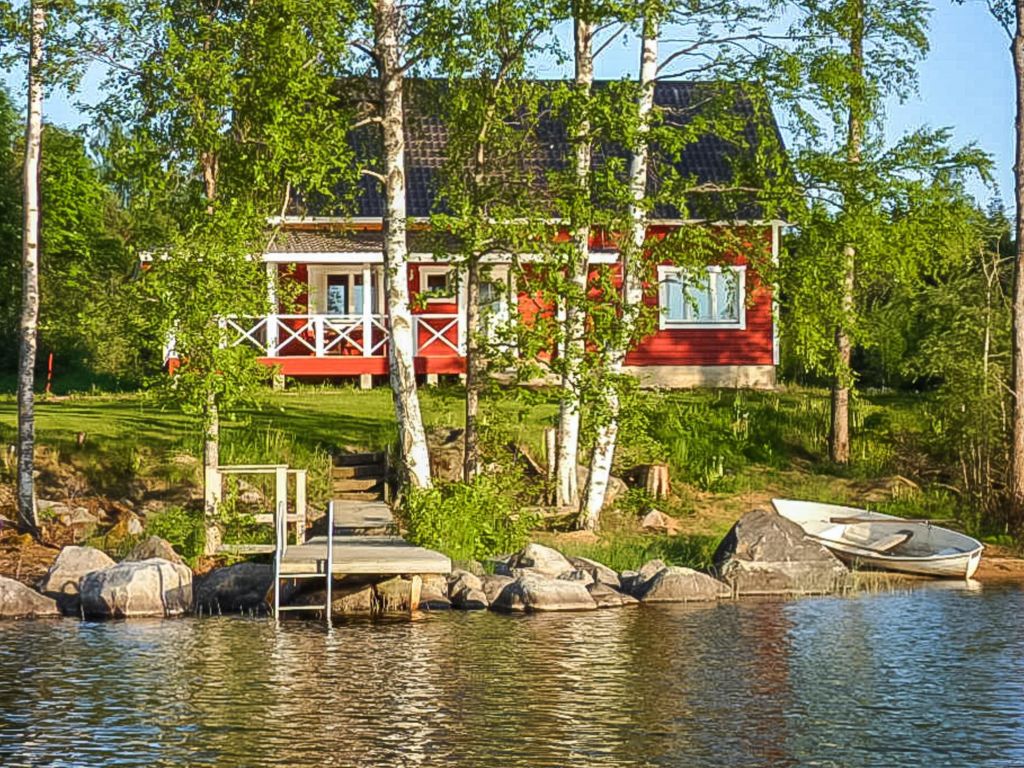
(370, 0, 434, 489)
(578, 0, 789, 527)
(15, 0, 43, 536)
(554, 2, 598, 509)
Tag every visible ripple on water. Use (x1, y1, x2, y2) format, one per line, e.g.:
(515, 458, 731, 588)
(0, 584, 1023, 767)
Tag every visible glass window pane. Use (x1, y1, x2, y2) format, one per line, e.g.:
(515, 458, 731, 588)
(352, 281, 363, 314)
(684, 273, 712, 321)
(664, 274, 685, 320)
(326, 277, 347, 314)
(715, 270, 739, 322)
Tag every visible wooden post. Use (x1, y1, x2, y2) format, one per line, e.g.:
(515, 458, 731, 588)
(294, 469, 307, 544)
(362, 264, 373, 356)
(275, 465, 288, 541)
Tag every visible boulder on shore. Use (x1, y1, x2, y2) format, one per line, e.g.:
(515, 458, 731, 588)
(506, 543, 574, 578)
(490, 573, 596, 612)
(588, 582, 638, 609)
(125, 536, 184, 565)
(0, 576, 60, 618)
(712, 508, 848, 596)
(80, 558, 193, 618)
(481, 574, 514, 605)
(621, 559, 667, 597)
(38, 545, 116, 613)
(194, 563, 273, 613)
(568, 556, 621, 591)
(635, 566, 730, 603)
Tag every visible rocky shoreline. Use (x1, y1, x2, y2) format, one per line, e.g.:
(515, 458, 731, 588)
(0, 509, 1007, 620)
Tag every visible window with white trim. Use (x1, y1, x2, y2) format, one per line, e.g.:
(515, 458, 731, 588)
(308, 266, 382, 315)
(658, 265, 746, 329)
(419, 265, 456, 303)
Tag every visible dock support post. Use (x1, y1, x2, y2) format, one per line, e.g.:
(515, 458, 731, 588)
(325, 500, 334, 627)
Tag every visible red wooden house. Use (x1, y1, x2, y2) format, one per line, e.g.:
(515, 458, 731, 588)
(213, 81, 783, 389)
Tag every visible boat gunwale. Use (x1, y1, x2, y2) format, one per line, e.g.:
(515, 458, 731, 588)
(771, 498, 984, 563)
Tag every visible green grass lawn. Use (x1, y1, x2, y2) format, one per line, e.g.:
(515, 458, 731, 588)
(2, 381, 994, 568)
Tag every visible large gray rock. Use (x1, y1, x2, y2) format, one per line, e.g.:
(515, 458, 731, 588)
(38, 546, 116, 613)
(621, 559, 667, 597)
(558, 568, 595, 587)
(0, 577, 60, 618)
(447, 569, 483, 596)
(194, 563, 272, 613)
(418, 587, 451, 611)
(507, 543, 574, 578)
(588, 582, 638, 609)
(481, 574, 514, 604)
(125, 536, 183, 565)
(490, 574, 596, 612)
(713, 508, 849, 596)
(451, 587, 488, 610)
(568, 556, 621, 591)
(80, 559, 193, 618)
(635, 566, 730, 603)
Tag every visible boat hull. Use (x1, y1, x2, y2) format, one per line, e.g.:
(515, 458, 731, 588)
(772, 499, 984, 580)
(808, 536, 983, 579)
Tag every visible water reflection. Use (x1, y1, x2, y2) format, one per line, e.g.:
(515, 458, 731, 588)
(0, 585, 1022, 767)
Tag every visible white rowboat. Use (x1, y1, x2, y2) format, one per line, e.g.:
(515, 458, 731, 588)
(771, 498, 984, 579)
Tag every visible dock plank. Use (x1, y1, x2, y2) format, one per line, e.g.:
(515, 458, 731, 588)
(279, 535, 451, 576)
(331, 501, 394, 530)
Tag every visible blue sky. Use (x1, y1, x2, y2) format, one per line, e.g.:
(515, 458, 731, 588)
(24, 1, 1014, 208)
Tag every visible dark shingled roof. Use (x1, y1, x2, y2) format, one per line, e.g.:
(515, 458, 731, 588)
(291, 79, 784, 221)
(267, 229, 456, 255)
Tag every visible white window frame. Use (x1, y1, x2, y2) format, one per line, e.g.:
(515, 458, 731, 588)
(418, 265, 457, 304)
(478, 265, 512, 343)
(658, 264, 747, 330)
(307, 265, 384, 315)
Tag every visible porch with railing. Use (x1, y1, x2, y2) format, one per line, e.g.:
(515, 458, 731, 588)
(223, 313, 466, 359)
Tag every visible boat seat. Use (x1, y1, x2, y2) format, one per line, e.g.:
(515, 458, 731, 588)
(859, 531, 913, 554)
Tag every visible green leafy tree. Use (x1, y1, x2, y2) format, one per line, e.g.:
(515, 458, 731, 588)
(95, 0, 358, 549)
(780, 0, 989, 465)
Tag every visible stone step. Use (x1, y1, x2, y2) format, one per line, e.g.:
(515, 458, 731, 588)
(334, 451, 386, 467)
(331, 464, 386, 480)
(331, 477, 382, 493)
(334, 491, 385, 502)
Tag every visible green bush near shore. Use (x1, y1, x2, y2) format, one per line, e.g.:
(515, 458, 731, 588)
(400, 476, 537, 562)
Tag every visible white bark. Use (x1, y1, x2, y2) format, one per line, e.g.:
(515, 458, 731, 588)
(16, 1, 44, 535)
(203, 393, 222, 555)
(580, 19, 658, 529)
(374, 0, 432, 489)
(555, 16, 594, 508)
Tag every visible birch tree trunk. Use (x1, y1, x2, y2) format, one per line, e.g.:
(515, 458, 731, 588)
(579, 17, 657, 529)
(16, 1, 44, 537)
(463, 256, 482, 481)
(200, 151, 223, 554)
(202, 392, 222, 554)
(829, 0, 863, 466)
(555, 15, 593, 508)
(375, 0, 432, 489)
(1009, 0, 1024, 525)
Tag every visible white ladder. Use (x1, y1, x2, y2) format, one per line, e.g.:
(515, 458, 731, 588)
(273, 500, 334, 626)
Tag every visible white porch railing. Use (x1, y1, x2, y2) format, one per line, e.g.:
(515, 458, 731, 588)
(224, 313, 465, 357)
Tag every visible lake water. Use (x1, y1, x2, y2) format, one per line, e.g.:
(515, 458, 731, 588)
(1, 583, 1023, 767)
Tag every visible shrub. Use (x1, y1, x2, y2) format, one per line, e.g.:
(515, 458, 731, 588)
(401, 476, 536, 562)
(144, 506, 206, 566)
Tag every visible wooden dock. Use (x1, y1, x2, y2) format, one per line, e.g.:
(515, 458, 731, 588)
(277, 500, 451, 578)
